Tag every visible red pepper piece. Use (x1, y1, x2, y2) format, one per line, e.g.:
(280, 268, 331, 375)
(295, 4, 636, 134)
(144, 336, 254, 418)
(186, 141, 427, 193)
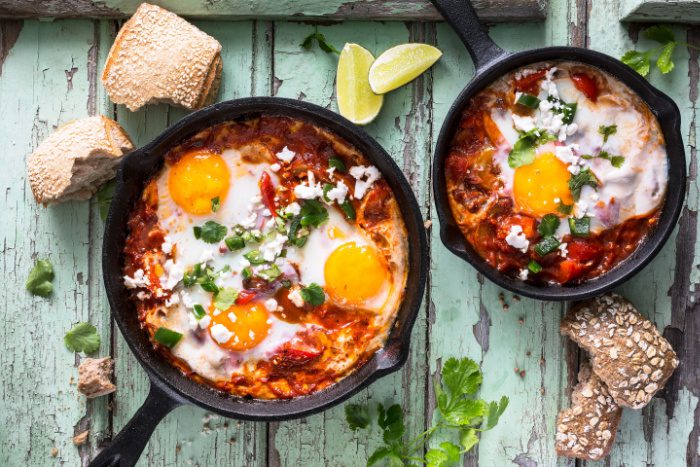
(513, 69, 548, 94)
(259, 171, 277, 217)
(235, 289, 256, 305)
(571, 72, 598, 102)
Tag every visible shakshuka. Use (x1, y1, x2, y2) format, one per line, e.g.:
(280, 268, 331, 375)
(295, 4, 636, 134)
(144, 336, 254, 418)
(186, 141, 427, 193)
(445, 62, 668, 285)
(123, 116, 408, 399)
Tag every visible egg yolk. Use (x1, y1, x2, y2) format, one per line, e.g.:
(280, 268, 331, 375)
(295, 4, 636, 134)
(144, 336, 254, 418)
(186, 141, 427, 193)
(324, 242, 388, 305)
(168, 150, 230, 215)
(208, 302, 270, 351)
(513, 152, 573, 217)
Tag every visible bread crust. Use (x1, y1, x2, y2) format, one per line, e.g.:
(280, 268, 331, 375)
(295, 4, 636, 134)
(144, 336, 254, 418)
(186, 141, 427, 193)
(561, 293, 679, 409)
(102, 3, 222, 111)
(556, 362, 622, 460)
(27, 116, 133, 205)
(77, 357, 116, 398)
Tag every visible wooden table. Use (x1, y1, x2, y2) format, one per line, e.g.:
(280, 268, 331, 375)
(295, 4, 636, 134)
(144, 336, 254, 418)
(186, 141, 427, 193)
(1, 1, 698, 465)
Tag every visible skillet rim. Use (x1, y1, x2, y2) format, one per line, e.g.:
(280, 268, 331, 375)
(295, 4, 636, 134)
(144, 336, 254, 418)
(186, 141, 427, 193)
(433, 46, 686, 301)
(102, 97, 428, 420)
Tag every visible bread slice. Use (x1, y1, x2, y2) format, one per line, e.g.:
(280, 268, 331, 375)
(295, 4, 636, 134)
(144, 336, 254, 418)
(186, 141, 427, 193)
(77, 357, 116, 398)
(27, 116, 133, 205)
(561, 293, 679, 409)
(555, 362, 622, 461)
(101, 3, 222, 112)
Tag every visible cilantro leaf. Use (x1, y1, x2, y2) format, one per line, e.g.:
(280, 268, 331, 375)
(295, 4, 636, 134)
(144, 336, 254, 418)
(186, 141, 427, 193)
(368, 447, 401, 467)
(299, 200, 329, 227)
(378, 404, 405, 445)
(194, 221, 227, 243)
(64, 322, 100, 353)
(508, 129, 555, 168)
(568, 168, 599, 200)
(214, 287, 238, 310)
(97, 179, 116, 222)
(300, 28, 341, 55)
(537, 214, 560, 237)
(443, 398, 486, 426)
(644, 25, 675, 44)
(26, 259, 54, 297)
(345, 404, 370, 430)
(557, 202, 573, 215)
(657, 42, 676, 74)
(211, 196, 220, 212)
(621, 50, 651, 77)
(442, 357, 482, 396)
(460, 428, 479, 452)
(485, 396, 509, 430)
(598, 124, 617, 143)
(300, 283, 325, 306)
(426, 443, 460, 467)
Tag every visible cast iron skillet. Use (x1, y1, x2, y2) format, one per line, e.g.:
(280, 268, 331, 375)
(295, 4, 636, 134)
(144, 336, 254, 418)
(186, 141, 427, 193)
(431, 0, 686, 301)
(92, 98, 428, 467)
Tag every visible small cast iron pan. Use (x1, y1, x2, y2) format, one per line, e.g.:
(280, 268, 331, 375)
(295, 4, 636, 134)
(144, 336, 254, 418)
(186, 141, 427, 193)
(92, 97, 428, 467)
(431, 0, 686, 301)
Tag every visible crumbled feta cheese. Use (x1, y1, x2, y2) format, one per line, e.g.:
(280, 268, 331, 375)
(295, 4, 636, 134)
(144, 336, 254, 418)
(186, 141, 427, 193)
(555, 144, 578, 165)
(270, 163, 281, 172)
(198, 315, 211, 329)
(288, 288, 304, 307)
(124, 269, 149, 289)
(294, 171, 324, 200)
(262, 208, 272, 217)
(349, 165, 381, 199)
(326, 166, 336, 177)
(264, 298, 278, 311)
(161, 236, 173, 254)
(160, 259, 184, 290)
(590, 192, 599, 201)
(325, 181, 349, 204)
(239, 257, 251, 268)
(505, 225, 529, 253)
(249, 330, 256, 340)
(199, 249, 215, 264)
(284, 202, 301, 216)
(276, 146, 296, 163)
(165, 293, 180, 307)
(514, 91, 523, 103)
(227, 312, 237, 323)
(568, 164, 581, 175)
(518, 269, 529, 280)
(559, 242, 569, 257)
(136, 291, 149, 300)
(512, 114, 536, 133)
(180, 290, 195, 309)
(210, 324, 233, 344)
(574, 200, 589, 218)
(261, 233, 288, 262)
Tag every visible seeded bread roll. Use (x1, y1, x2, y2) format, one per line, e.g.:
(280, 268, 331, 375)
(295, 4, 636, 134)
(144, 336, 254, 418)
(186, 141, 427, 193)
(561, 293, 679, 409)
(556, 362, 622, 460)
(28, 116, 133, 205)
(102, 3, 222, 111)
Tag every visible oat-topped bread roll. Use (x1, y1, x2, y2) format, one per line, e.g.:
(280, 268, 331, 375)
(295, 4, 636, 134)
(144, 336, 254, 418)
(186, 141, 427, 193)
(102, 3, 222, 111)
(556, 362, 622, 461)
(28, 116, 133, 205)
(561, 293, 679, 409)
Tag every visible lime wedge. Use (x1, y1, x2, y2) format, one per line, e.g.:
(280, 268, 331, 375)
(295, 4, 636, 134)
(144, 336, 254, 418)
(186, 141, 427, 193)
(368, 43, 442, 94)
(336, 43, 383, 125)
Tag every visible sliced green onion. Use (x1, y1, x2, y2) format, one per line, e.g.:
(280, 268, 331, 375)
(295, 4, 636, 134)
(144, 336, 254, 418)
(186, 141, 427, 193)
(259, 264, 282, 281)
(192, 304, 206, 319)
(528, 260, 543, 274)
(516, 93, 541, 108)
(328, 157, 346, 172)
(225, 235, 245, 251)
(244, 250, 266, 265)
(154, 327, 182, 348)
(568, 217, 591, 237)
(199, 278, 219, 294)
(340, 200, 356, 221)
(534, 236, 560, 256)
(242, 266, 253, 279)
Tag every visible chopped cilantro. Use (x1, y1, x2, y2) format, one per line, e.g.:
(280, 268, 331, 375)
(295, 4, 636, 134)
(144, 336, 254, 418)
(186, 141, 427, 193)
(26, 259, 54, 297)
(328, 157, 347, 172)
(214, 287, 238, 310)
(537, 214, 560, 237)
(568, 168, 599, 201)
(300, 283, 325, 306)
(193, 221, 227, 243)
(508, 128, 556, 168)
(211, 196, 220, 212)
(599, 124, 617, 142)
(64, 322, 100, 353)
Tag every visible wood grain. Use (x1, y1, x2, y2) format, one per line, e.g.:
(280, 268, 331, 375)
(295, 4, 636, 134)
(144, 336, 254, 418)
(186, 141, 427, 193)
(0, 0, 547, 22)
(620, 0, 700, 24)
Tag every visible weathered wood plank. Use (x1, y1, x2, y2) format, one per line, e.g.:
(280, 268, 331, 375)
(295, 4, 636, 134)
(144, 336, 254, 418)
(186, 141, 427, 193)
(106, 20, 268, 467)
(620, 0, 700, 24)
(0, 19, 103, 467)
(268, 20, 431, 466)
(0, 0, 547, 22)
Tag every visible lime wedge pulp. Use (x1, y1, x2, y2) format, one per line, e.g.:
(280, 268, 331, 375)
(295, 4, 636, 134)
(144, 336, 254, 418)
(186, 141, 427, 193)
(336, 43, 383, 125)
(368, 43, 443, 95)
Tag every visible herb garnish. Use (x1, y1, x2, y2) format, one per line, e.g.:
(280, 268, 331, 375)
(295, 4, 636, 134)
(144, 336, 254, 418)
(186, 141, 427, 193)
(211, 196, 220, 212)
(528, 260, 543, 274)
(154, 327, 183, 348)
(568, 217, 591, 237)
(508, 128, 556, 168)
(599, 124, 617, 142)
(516, 93, 540, 109)
(214, 287, 238, 310)
(534, 236, 561, 256)
(328, 157, 347, 172)
(621, 25, 700, 77)
(26, 259, 54, 297)
(193, 221, 227, 243)
(345, 357, 508, 466)
(300, 283, 325, 306)
(581, 151, 624, 168)
(64, 322, 101, 353)
(547, 96, 577, 124)
(289, 200, 329, 247)
(568, 168, 599, 201)
(556, 202, 573, 215)
(300, 27, 341, 55)
(537, 214, 560, 237)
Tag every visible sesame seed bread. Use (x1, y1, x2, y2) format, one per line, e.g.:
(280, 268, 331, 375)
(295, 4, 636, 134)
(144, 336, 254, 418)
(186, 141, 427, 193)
(555, 362, 622, 461)
(27, 116, 133, 205)
(561, 293, 679, 409)
(102, 3, 222, 112)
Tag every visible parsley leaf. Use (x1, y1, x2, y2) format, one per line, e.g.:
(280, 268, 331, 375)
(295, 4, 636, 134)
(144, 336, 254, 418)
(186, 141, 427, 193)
(193, 221, 227, 243)
(64, 322, 100, 353)
(300, 283, 325, 306)
(300, 28, 341, 55)
(599, 124, 617, 143)
(345, 404, 371, 430)
(26, 259, 54, 297)
(508, 129, 556, 168)
(569, 168, 599, 200)
(214, 287, 238, 310)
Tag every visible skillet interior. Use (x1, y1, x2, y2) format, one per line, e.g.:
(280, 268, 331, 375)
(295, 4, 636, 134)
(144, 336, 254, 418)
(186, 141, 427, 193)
(433, 47, 686, 301)
(102, 97, 428, 420)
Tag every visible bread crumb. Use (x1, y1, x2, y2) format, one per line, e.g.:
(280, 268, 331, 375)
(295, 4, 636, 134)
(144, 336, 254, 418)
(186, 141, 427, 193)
(50, 448, 58, 457)
(72, 430, 89, 446)
(78, 357, 116, 398)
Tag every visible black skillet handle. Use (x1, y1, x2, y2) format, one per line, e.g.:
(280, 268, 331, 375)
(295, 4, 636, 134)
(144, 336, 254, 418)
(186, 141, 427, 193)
(88, 381, 183, 467)
(430, 0, 508, 71)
